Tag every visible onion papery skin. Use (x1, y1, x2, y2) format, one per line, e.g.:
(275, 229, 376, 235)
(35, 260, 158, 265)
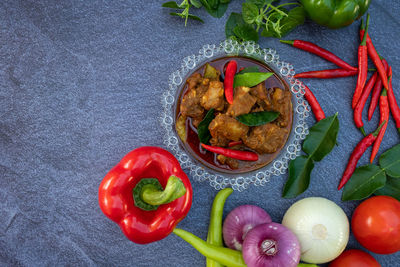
(282, 197, 349, 264)
(242, 222, 301, 267)
(223, 205, 272, 251)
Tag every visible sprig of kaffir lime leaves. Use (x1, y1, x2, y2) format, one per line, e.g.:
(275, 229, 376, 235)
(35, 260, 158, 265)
(162, 0, 306, 40)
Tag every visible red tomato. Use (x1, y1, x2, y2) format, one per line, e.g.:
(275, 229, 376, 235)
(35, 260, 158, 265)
(351, 196, 400, 254)
(329, 249, 380, 267)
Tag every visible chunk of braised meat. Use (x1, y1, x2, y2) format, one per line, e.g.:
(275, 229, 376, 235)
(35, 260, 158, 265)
(250, 83, 268, 101)
(217, 155, 239, 169)
(226, 86, 257, 117)
(209, 114, 249, 147)
(265, 88, 291, 127)
(243, 123, 288, 154)
(180, 73, 209, 118)
(201, 81, 225, 111)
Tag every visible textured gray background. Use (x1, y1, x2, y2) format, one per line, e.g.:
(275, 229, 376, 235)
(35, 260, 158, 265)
(1, 0, 399, 266)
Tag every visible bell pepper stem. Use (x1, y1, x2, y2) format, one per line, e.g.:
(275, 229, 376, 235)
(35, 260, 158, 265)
(133, 176, 186, 211)
(173, 228, 247, 267)
(141, 176, 186, 206)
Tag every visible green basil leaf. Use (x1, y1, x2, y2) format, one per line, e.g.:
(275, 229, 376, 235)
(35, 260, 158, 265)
(170, 12, 205, 23)
(207, 0, 219, 9)
(375, 176, 400, 201)
(225, 12, 245, 39)
(233, 24, 259, 42)
(233, 72, 272, 88)
(162, 1, 181, 8)
(205, 3, 228, 18)
(379, 143, 400, 178)
(242, 3, 259, 24)
(260, 27, 276, 38)
(278, 6, 305, 37)
(190, 0, 203, 8)
(247, 0, 273, 9)
(197, 109, 215, 144)
(200, 0, 211, 9)
(302, 113, 339, 162)
(282, 156, 314, 198)
(238, 66, 259, 74)
(342, 164, 387, 201)
(236, 111, 279, 126)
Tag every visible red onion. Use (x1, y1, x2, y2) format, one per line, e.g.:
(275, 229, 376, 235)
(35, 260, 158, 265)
(223, 205, 271, 251)
(242, 222, 300, 267)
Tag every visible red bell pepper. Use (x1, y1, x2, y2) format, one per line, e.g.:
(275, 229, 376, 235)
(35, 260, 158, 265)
(98, 146, 192, 244)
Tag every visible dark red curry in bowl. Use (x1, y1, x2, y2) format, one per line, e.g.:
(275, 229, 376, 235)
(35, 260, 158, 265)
(175, 57, 293, 174)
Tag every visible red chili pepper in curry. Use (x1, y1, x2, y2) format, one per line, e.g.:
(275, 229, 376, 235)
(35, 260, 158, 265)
(98, 146, 192, 244)
(224, 60, 237, 104)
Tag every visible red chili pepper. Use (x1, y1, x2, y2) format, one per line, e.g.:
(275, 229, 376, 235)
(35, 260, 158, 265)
(295, 68, 358, 79)
(368, 59, 389, 120)
(352, 15, 370, 109)
(370, 88, 390, 163)
(280, 40, 357, 71)
(224, 60, 237, 104)
(98, 146, 192, 244)
(201, 143, 258, 161)
(303, 83, 325, 121)
(354, 72, 378, 135)
(228, 140, 243, 147)
(338, 121, 385, 190)
(360, 28, 388, 90)
(387, 67, 400, 133)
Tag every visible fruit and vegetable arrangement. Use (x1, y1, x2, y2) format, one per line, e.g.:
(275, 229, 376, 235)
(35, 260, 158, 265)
(98, 3, 400, 266)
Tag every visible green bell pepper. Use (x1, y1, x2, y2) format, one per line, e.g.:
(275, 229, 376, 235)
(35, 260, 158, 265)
(300, 0, 371, 29)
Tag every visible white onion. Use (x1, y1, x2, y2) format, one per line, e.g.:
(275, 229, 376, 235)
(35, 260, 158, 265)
(282, 197, 349, 264)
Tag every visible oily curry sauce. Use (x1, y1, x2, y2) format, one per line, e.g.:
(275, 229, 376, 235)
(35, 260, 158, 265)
(175, 56, 293, 174)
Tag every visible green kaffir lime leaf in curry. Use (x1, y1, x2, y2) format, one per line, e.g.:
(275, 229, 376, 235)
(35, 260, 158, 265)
(233, 72, 273, 88)
(238, 66, 259, 74)
(197, 108, 215, 144)
(236, 111, 280, 127)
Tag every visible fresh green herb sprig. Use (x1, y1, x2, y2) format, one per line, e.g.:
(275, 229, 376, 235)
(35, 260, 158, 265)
(342, 144, 400, 201)
(162, 0, 204, 26)
(162, 0, 231, 26)
(226, 0, 306, 42)
(282, 113, 340, 198)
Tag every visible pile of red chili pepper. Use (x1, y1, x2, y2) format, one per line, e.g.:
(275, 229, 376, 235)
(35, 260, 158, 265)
(281, 13, 400, 190)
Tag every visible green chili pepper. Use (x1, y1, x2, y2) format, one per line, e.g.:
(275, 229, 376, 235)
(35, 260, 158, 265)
(300, 0, 370, 29)
(233, 72, 273, 88)
(206, 188, 234, 267)
(236, 111, 280, 126)
(173, 228, 246, 267)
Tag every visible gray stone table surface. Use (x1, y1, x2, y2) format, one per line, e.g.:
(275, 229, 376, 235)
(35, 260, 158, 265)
(1, 0, 399, 266)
